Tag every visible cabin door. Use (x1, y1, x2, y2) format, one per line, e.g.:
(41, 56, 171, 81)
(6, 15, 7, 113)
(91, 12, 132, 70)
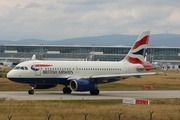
(33, 62, 41, 76)
(124, 63, 130, 73)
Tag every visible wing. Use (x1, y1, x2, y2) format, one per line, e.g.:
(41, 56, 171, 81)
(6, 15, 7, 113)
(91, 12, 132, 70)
(67, 72, 156, 83)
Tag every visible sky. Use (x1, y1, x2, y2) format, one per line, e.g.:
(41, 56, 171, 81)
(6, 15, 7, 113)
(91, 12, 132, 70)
(0, 0, 180, 40)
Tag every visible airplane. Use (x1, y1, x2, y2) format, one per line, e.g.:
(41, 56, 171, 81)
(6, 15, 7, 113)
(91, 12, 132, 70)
(7, 31, 155, 95)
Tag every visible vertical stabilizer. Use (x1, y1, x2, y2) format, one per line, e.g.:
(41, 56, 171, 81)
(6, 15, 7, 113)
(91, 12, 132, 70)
(123, 31, 150, 64)
(31, 54, 36, 60)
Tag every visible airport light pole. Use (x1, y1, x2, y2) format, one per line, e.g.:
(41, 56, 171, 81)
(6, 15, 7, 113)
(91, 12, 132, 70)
(91, 44, 95, 61)
(45, 49, 48, 60)
(150, 44, 154, 63)
(23, 49, 26, 61)
(39, 43, 43, 60)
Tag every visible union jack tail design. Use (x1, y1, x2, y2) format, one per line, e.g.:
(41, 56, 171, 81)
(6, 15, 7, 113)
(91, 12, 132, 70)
(123, 31, 150, 68)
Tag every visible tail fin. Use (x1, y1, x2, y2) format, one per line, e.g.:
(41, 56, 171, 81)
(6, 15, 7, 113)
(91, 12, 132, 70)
(31, 54, 36, 60)
(123, 31, 150, 64)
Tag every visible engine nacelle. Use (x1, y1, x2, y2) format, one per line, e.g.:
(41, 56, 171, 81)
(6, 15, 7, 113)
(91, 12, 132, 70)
(34, 84, 57, 89)
(70, 80, 96, 91)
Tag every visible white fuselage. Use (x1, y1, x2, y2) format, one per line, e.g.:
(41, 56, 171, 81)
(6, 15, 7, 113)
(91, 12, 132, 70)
(8, 60, 142, 79)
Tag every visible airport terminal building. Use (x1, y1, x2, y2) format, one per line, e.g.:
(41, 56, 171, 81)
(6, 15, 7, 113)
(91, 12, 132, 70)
(1, 44, 180, 68)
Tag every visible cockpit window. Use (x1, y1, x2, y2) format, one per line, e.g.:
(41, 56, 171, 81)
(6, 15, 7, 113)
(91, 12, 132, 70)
(14, 66, 20, 69)
(14, 66, 28, 70)
(20, 67, 24, 70)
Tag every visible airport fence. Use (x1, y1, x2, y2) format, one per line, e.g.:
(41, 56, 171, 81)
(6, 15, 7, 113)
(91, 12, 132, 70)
(2, 111, 180, 120)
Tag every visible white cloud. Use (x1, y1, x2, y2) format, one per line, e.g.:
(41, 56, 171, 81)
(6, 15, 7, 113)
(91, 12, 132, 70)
(24, 2, 41, 9)
(0, 0, 179, 40)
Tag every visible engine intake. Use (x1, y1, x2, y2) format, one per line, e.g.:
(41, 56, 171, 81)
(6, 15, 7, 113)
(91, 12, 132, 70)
(70, 80, 96, 91)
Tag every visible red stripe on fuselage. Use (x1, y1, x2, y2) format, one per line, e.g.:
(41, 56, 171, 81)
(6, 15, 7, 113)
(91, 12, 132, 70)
(127, 56, 143, 64)
(33, 64, 52, 67)
(127, 56, 152, 71)
(142, 63, 152, 71)
(132, 36, 149, 50)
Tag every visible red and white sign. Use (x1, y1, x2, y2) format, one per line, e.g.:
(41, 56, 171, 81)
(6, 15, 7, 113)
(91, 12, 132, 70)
(136, 99, 150, 105)
(143, 85, 153, 90)
(122, 98, 136, 105)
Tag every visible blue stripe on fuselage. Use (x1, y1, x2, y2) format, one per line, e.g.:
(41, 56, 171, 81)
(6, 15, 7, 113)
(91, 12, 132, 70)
(8, 78, 123, 86)
(8, 78, 70, 85)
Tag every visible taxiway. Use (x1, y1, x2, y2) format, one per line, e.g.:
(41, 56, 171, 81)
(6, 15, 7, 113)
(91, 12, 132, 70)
(0, 91, 180, 100)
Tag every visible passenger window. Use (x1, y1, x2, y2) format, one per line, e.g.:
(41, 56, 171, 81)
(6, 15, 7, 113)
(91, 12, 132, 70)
(25, 67, 28, 70)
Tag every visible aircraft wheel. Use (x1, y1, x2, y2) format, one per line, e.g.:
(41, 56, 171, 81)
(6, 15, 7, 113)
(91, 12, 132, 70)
(90, 89, 99, 95)
(28, 90, 34, 95)
(63, 87, 72, 94)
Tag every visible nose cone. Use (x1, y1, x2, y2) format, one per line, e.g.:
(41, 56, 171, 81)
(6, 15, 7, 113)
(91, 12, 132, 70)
(7, 71, 11, 79)
(7, 70, 14, 79)
(6, 70, 24, 83)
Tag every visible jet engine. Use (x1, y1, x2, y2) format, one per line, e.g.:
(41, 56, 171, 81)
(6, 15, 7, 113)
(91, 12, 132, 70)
(70, 80, 97, 91)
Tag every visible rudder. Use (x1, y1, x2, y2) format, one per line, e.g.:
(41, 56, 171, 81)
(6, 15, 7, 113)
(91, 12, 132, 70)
(123, 31, 150, 64)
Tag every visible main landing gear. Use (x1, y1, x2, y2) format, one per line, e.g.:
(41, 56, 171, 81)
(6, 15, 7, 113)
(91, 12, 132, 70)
(63, 86, 72, 94)
(28, 86, 34, 95)
(90, 89, 99, 95)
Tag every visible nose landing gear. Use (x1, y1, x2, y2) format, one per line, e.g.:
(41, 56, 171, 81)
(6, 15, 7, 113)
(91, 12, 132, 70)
(28, 85, 34, 95)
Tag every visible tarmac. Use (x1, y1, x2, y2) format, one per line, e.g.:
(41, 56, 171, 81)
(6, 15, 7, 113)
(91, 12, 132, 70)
(0, 90, 180, 100)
